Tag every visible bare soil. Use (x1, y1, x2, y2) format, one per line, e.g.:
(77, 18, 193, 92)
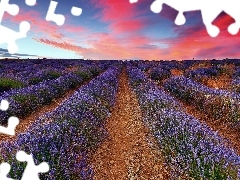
(190, 64, 236, 90)
(0, 79, 93, 143)
(89, 70, 169, 180)
(189, 62, 212, 71)
(160, 85, 240, 155)
(183, 101, 240, 155)
(170, 69, 183, 76)
(200, 75, 232, 90)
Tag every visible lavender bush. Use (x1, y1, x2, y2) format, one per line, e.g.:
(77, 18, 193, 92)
(0, 66, 121, 179)
(127, 66, 240, 179)
(0, 64, 108, 124)
(149, 67, 171, 83)
(163, 76, 240, 124)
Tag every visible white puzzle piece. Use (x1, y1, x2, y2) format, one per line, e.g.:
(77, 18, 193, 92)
(0, 116, 19, 136)
(130, 0, 240, 37)
(46, 0, 82, 26)
(71, 6, 82, 16)
(0, 162, 14, 180)
(0, 0, 33, 54)
(0, 100, 19, 136)
(46, 0, 65, 26)
(16, 151, 49, 180)
(0, 100, 9, 111)
(25, 0, 37, 6)
(0, 151, 49, 180)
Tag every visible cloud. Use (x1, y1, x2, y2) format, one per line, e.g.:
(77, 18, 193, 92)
(195, 42, 240, 59)
(8, 0, 240, 60)
(0, 48, 38, 59)
(90, 0, 149, 34)
(33, 38, 87, 53)
(136, 44, 158, 50)
(154, 9, 240, 60)
(33, 34, 169, 60)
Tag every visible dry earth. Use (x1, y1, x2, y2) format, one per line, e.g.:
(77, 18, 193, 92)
(0, 77, 95, 143)
(180, 100, 240, 155)
(158, 85, 240, 155)
(200, 75, 232, 89)
(89, 70, 169, 180)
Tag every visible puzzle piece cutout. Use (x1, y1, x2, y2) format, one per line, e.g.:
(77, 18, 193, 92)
(129, 0, 138, 3)
(0, 100, 9, 111)
(0, 116, 19, 136)
(0, 151, 49, 180)
(16, 151, 49, 180)
(46, 0, 65, 26)
(25, 0, 37, 6)
(0, 100, 19, 136)
(0, 0, 83, 53)
(46, 0, 82, 26)
(71, 6, 82, 16)
(0, 0, 36, 54)
(0, 21, 30, 54)
(130, 0, 240, 37)
(0, 162, 14, 180)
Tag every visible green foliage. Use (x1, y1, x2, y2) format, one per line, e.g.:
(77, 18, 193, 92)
(75, 70, 91, 81)
(89, 67, 101, 77)
(29, 71, 61, 85)
(44, 71, 61, 80)
(28, 77, 44, 85)
(0, 78, 25, 92)
(12, 94, 37, 116)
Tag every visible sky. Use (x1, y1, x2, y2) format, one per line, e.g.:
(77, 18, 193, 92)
(1, 0, 240, 60)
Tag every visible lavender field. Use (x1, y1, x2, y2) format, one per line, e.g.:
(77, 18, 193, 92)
(0, 59, 240, 179)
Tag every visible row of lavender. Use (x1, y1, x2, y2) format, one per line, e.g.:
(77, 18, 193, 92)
(162, 75, 240, 125)
(0, 59, 71, 89)
(0, 65, 121, 179)
(142, 60, 240, 125)
(136, 60, 240, 93)
(0, 59, 106, 94)
(127, 66, 240, 179)
(0, 61, 110, 124)
(183, 64, 240, 93)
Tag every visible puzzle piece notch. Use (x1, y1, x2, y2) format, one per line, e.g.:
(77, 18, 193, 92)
(0, 151, 49, 180)
(0, 100, 19, 136)
(16, 151, 49, 180)
(25, 0, 37, 6)
(46, 0, 82, 26)
(0, 21, 30, 54)
(175, 12, 186, 25)
(131, 0, 240, 37)
(0, 162, 14, 180)
(71, 6, 82, 16)
(129, 0, 138, 4)
(149, 0, 222, 37)
(46, 0, 65, 26)
(0, 0, 19, 24)
(0, 0, 31, 54)
(0, 100, 9, 111)
(0, 116, 19, 136)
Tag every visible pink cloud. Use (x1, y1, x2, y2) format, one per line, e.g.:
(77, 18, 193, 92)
(3, 9, 88, 41)
(160, 14, 240, 60)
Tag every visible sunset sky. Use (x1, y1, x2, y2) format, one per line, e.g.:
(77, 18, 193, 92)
(1, 0, 240, 60)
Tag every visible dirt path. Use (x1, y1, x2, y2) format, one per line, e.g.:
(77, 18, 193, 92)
(179, 100, 240, 155)
(89, 70, 169, 180)
(147, 65, 240, 155)
(156, 81, 240, 155)
(0, 79, 93, 143)
(200, 75, 232, 90)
